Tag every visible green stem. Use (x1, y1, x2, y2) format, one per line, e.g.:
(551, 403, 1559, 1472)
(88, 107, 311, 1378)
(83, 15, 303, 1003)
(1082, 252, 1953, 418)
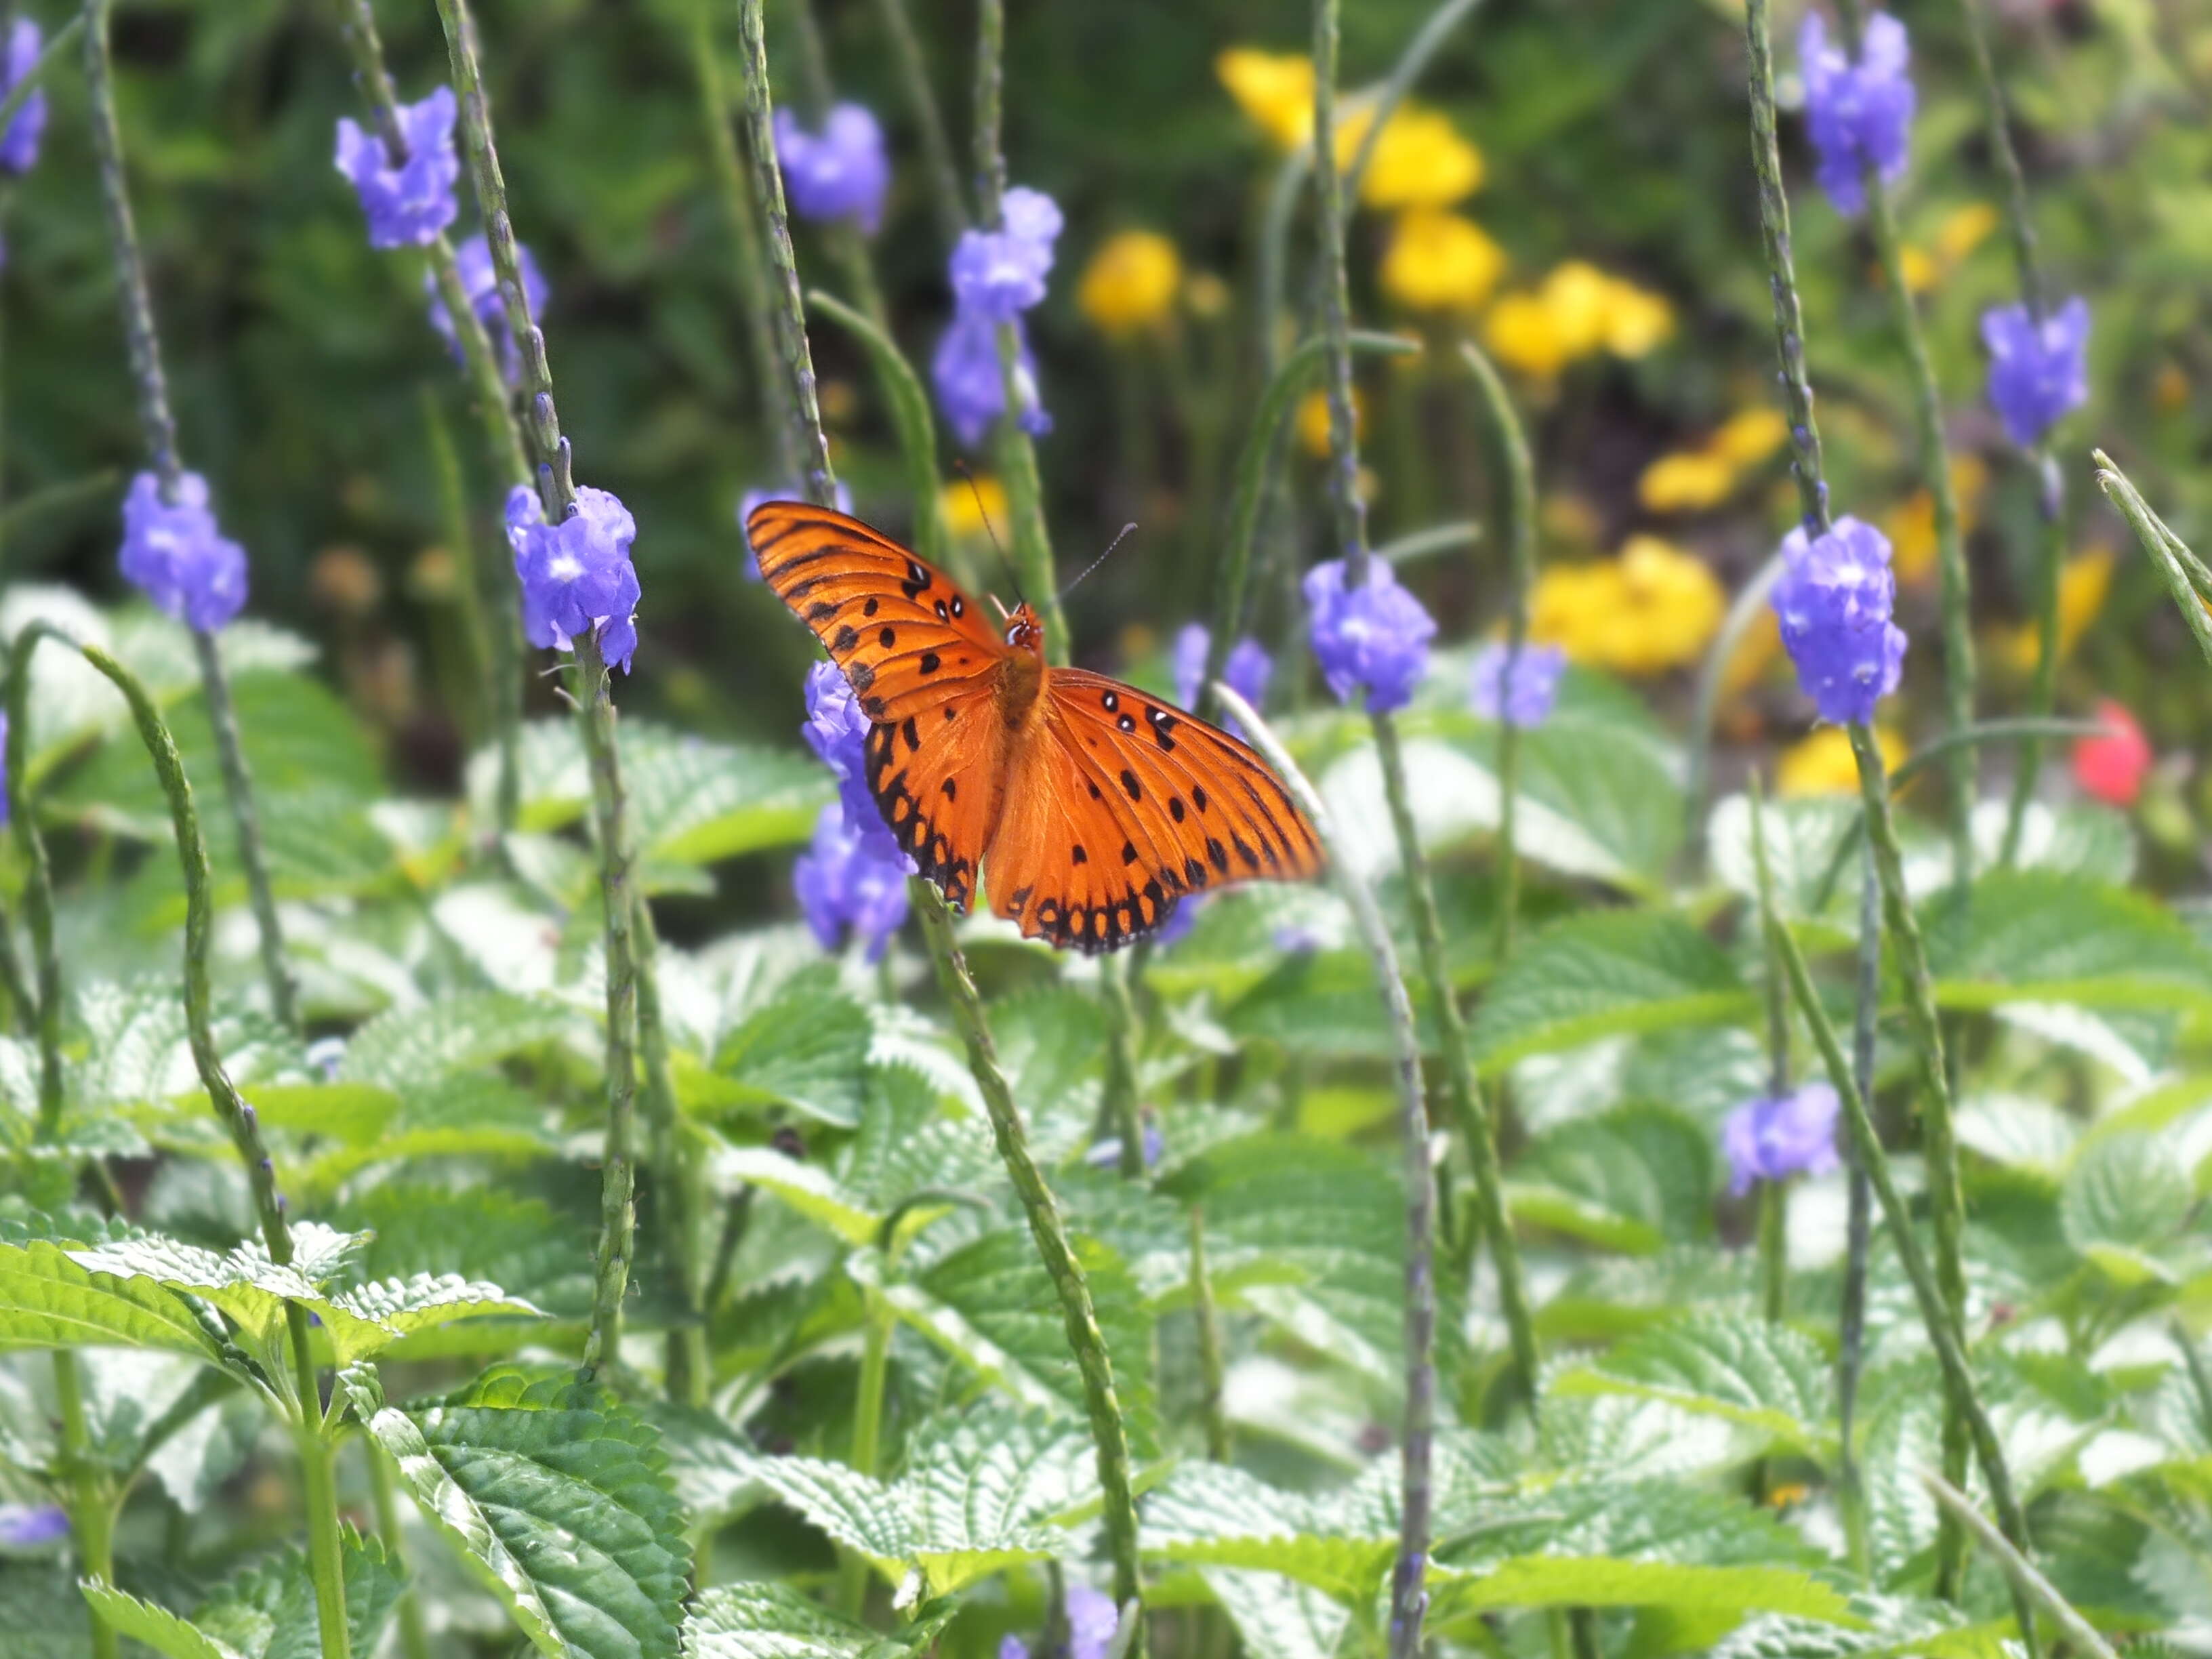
(838, 1301, 893, 1615)
(1748, 785, 2041, 1653)
(2095, 451, 2212, 665)
(1457, 340, 1535, 960)
(420, 387, 494, 746)
(365, 1432, 434, 1659)
(1189, 1206, 1231, 1462)
(1101, 955, 1144, 1179)
(636, 901, 707, 1407)
(87, 0, 298, 1029)
(287, 1302, 353, 1659)
(5, 626, 64, 1136)
(0, 14, 80, 140)
(1950, 0, 2047, 318)
(1837, 850, 1877, 1579)
(1685, 551, 1784, 855)
(1377, 522, 1480, 567)
(806, 287, 950, 575)
(1891, 716, 2097, 795)
(872, 0, 967, 244)
(54, 1350, 120, 1659)
(1998, 453, 2066, 867)
(1925, 1473, 2106, 1659)
(1218, 686, 1433, 1659)
(1309, 0, 1370, 584)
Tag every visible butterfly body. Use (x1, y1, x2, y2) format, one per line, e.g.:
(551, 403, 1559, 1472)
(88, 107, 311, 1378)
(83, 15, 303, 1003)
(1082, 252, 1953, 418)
(752, 500, 1323, 953)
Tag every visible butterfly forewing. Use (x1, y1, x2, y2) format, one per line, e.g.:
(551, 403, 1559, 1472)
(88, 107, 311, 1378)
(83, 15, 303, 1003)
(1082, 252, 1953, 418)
(749, 500, 1005, 724)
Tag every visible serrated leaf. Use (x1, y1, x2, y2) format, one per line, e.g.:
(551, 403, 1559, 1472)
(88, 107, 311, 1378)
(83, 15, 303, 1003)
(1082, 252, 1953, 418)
(713, 1145, 882, 1246)
(621, 726, 830, 865)
(1513, 1105, 1716, 1254)
(1549, 1313, 1834, 1456)
(79, 1581, 251, 1659)
(0, 1220, 230, 1366)
(1140, 1461, 1393, 1601)
(1468, 911, 1754, 1074)
(1432, 1557, 1857, 1622)
(682, 1584, 941, 1658)
(1927, 872, 2212, 1013)
(337, 992, 576, 1088)
(187, 1525, 401, 1659)
(344, 1364, 690, 1659)
(2060, 1131, 2190, 1262)
(1202, 1569, 1350, 1659)
(705, 967, 872, 1127)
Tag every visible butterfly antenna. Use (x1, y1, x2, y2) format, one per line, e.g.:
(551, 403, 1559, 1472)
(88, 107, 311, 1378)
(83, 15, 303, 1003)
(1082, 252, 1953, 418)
(954, 460, 1027, 605)
(1059, 522, 1139, 604)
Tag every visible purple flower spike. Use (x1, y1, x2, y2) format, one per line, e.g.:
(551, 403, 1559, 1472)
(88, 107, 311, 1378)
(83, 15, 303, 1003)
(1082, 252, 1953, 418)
(1001, 1586, 1120, 1659)
(802, 659, 905, 858)
(1982, 296, 2090, 449)
(739, 481, 852, 581)
(1303, 558, 1437, 714)
(1770, 514, 1906, 726)
(1172, 623, 1272, 737)
(119, 472, 249, 632)
(1723, 1083, 1841, 1195)
(774, 104, 891, 235)
(1, 20, 47, 177)
(794, 801, 911, 962)
(333, 86, 460, 249)
(426, 234, 548, 385)
(1799, 12, 1914, 216)
(1469, 640, 1566, 729)
(0, 1503, 68, 1549)
(949, 186, 1065, 321)
(932, 307, 1049, 448)
(506, 485, 642, 674)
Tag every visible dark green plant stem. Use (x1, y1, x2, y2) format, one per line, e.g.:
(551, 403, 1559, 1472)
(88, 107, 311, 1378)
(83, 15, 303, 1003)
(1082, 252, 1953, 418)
(872, 0, 966, 244)
(807, 287, 949, 574)
(420, 389, 494, 744)
(780, 0, 890, 329)
(435, 0, 644, 1384)
(1219, 687, 1433, 1659)
(1837, 851, 1877, 1578)
(838, 1296, 893, 1614)
(1378, 522, 1480, 567)
(1950, 0, 2046, 319)
(1891, 716, 2097, 794)
(365, 1438, 434, 1659)
(1458, 341, 1535, 960)
(1201, 330, 1418, 720)
(86, 0, 298, 1032)
(2096, 451, 2212, 665)
(55, 1349, 119, 1659)
(689, 1, 798, 487)
(80, 643, 350, 1659)
(1998, 457, 2066, 867)
(740, 3, 1142, 1635)
(1189, 1206, 1231, 1462)
(1102, 956, 1144, 1179)
(5, 626, 64, 1137)
(333, 0, 524, 829)
(636, 902, 706, 1408)
(1310, 0, 1370, 590)
(1748, 785, 2040, 1653)
(1924, 1473, 2108, 1659)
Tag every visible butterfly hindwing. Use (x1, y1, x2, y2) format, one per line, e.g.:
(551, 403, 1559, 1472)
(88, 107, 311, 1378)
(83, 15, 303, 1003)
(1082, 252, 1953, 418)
(750, 500, 1005, 724)
(865, 695, 1007, 914)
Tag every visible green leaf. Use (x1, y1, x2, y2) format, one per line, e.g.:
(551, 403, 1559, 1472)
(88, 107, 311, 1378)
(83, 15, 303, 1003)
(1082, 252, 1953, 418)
(339, 1184, 593, 1324)
(188, 1525, 402, 1659)
(1202, 1570, 1351, 1659)
(337, 991, 577, 1088)
(1468, 911, 1754, 1075)
(704, 966, 873, 1127)
(1432, 1557, 1857, 1622)
(1927, 872, 2212, 1014)
(713, 1144, 882, 1246)
(1549, 1313, 1834, 1456)
(79, 1582, 251, 1659)
(622, 724, 830, 865)
(343, 1364, 691, 1659)
(1140, 1461, 1395, 1601)
(1708, 794, 1860, 931)
(1513, 1106, 1716, 1254)
(682, 1584, 943, 1658)
(0, 1218, 230, 1366)
(2060, 1131, 2191, 1268)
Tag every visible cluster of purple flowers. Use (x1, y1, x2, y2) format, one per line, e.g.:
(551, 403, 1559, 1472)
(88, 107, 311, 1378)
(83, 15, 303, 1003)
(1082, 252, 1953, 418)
(934, 187, 1062, 447)
(333, 86, 460, 249)
(505, 485, 642, 674)
(1798, 12, 1914, 217)
(1469, 640, 1565, 729)
(1000, 1585, 1120, 1659)
(1171, 622, 1271, 739)
(119, 472, 250, 632)
(794, 661, 912, 960)
(2, 19, 48, 180)
(1771, 515, 1906, 726)
(426, 234, 548, 386)
(1304, 558, 1436, 714)
(1723, 1083, 1841, 1195)
(1982, 297, 2091, 449)
(773, 104, 890, 235)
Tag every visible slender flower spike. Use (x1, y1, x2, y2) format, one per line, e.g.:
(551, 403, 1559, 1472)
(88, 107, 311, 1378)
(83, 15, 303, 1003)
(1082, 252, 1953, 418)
(505, 485, 642, 674)
(1723, 1083, 1842, 1195)
(1304, 558, 1437, 714)
(1172, 622, 1272, 735)
(1, 19, 46, 176)
(933, 307, 1049, 447)
(738, 482, 851, 581)
(1982, 297, 2091, 449)
(949, 186, 1065, 321)
(1770, 515, 1907, 726)
(802, 658, 901, 852)
(333, 86, 460, 249)
(119, 472, 249, 632)
(2072, 698, 2152, 807)
(999, 1586, 1121, 1659)
(794, 802, 911, 962)
(773, 104, 892, 235)
(1799, 12, 1914, 216)
(426, 234, 548, 384)
(1469, 640, 1567, 729)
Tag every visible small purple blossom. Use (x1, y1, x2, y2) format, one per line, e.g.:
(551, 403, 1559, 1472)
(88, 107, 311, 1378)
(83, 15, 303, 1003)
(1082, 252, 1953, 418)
(1000, 1586, 1120, 1659)
(505, 485, 642, 674)
(1799, 12, 1914, 216)
(0, 1503, 68, 1548)
(739, 481, 853, 581)
(1770, 515, 1906, 726)
(333, 86, 460, 249)
(773, 104, 891, 235)
(803, 659, 901, 853)
(1, 20, 47, 178)
(1723, 1083, 1841, 1195)
(1086, 1116, 1164, 1170)
(1982, 296, 2090, 449)
(1469, 640, 1566, 729)
(933, 307, 1050, 448)
(1303, 558, 1437, 714)
(950, 186, 1065, 321)
(119, 472, 249, 632)
(1151, 893, 1200, 949)
(1172, 623, 1272, 739)
(426, 234, 548, 385)
(794, 802, 911, 962)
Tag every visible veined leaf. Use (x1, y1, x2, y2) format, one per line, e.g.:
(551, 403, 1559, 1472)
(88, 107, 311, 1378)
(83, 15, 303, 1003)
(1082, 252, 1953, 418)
(81, 1581, 251, 1659)
(1549, 1313, 1835, 1456)
(1513, 1105, 1716, 1254)
(621, 725, 830, 865)
(1468, 910, 1754, 1074)
(682, 1583, 945, 1658)
(1927, 871, 2212, 1013)
(1431, 1557, 1857, 1623)
(0, 1218, 230, 1366)
(2060, 1130, 2190, 1268)
(713, 1143, 882, 1246)
(1202, 1569, 1351, 1659)
(705, 966, 872, 1127)
(1140, 1461, 1394, 1601)
(337, 991, 577, 1088)
(343, 1364, 691, 1659)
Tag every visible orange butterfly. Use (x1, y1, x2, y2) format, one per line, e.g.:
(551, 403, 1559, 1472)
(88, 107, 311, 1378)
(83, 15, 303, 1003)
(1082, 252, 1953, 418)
(750, 500, 1324, 953)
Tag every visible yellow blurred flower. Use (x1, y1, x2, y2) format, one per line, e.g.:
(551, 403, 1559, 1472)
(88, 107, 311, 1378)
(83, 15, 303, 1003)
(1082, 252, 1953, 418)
(1936, 202, 2000, 265)
(1992, 547, 2114, 673)
(2154, 363, 2188, 413)
(1216, 49, 1315, 150)
(1296, 387, 1364, 458)
(1637, 451, 1737, 514)
(1779, 725, 1905, 797)
(941, 474, 1008, 539)
(1078, 230, 1183, 336)
(1898, 244, 1938, 295)
(1600, 279, 1673, 358)
(1359, 106, 1483, 209)
(1484, 292, 1574, 377)
(1484, 262, 1672, 377)
(1184, 270, 1233, 319)
(1711, 409, 1788, 469)
(1538, 262, 1615, 358)
(1380, 210, 1505, 312)
(1529, 537, 1724, 675)
(1882, 456, 1990, 586)
(1722, 607, 1783, 696)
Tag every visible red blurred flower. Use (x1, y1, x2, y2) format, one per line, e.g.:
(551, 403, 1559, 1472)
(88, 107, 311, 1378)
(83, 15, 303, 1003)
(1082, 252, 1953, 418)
(2072, 699, 2152, 806)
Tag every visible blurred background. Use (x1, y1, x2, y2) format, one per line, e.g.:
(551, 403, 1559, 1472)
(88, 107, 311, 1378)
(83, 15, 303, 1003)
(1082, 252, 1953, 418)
(2, 0, 2205, 897)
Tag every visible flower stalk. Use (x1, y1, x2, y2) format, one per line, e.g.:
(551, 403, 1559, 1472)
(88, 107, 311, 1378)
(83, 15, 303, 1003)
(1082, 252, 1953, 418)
(5, 626, 63, 1136)
(1837, 849, 1878, 1576)
(872, 0, 967, 244)
(85, 0, 298, 1032)
(1189, 1206, 1231, 1462)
